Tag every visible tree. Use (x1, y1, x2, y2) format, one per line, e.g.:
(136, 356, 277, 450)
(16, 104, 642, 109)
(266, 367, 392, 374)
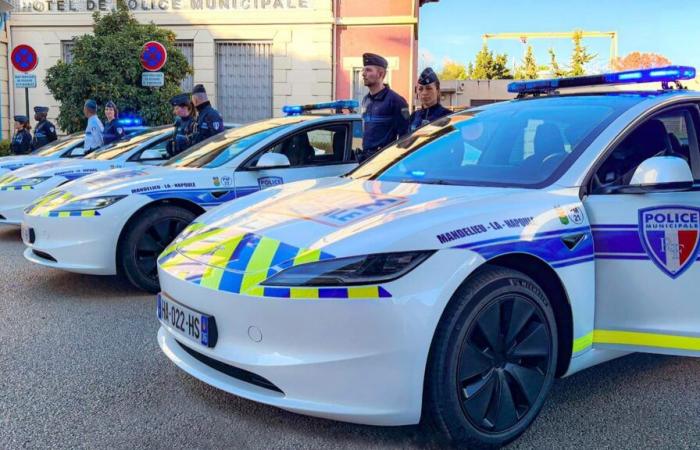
(439, 59, 468, 80)
(515, 45, 538, 80)
(45, 2, 191, 133)
(569, 30, 596, 76)
(469, 44, 513, 80)
(548, 48, 566, 77)
(612, 52, 672, 71)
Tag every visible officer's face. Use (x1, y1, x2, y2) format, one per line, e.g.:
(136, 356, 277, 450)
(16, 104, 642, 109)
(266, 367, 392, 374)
(174, 105, 190, 118)
(362, 65, 385, 86)
(418, 83, 439, 108)
(105, 107, 116, 121)
(34, 113, 41, 122)
(14, 121, 22, 131)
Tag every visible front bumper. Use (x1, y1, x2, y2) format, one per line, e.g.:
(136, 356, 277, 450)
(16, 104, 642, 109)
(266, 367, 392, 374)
(0, 187, 49, 225)
(157, 249, 482, 426)
(22, 206, 130, 275)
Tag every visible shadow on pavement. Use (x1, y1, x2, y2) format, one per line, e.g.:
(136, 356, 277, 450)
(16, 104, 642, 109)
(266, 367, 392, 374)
(0, 225, 21, 241)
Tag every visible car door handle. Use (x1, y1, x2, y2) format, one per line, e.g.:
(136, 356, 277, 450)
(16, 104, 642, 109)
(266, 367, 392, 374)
(561, 233, 586, 250)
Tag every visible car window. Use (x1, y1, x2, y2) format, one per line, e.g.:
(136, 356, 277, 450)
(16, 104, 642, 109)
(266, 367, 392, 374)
(593, 107, 696, 191)
(249, 124, 349, 168)
(33, 135, 83, 157)
(348, 95, 642, 188)
(86, 129, 168, 161)
(132, 137, 171, 161)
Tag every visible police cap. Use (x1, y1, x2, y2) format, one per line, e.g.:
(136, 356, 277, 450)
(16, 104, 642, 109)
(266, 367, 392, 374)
(84, 99, 97, 111)
(418, 67, 439, 85)
(170, 94, 190, 107)
(192, 84, 207, 95)
(33, 106, 49, 114)
(363, 53, 388, 69)
(14, 115, 28, 123)
(105, 100, 117, 110)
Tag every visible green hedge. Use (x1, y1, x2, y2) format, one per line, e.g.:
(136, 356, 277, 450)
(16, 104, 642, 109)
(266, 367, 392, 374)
(0, 140, 10, 157)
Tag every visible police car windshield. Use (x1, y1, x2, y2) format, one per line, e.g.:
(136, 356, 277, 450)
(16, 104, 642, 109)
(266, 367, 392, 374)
(349, 95, 644, 188)
(165, 119, 302, 168)
(33, 134, 83, 157)
(85, 128, 167, 161)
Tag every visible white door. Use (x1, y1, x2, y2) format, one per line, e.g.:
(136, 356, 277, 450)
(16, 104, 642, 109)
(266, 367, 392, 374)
(583, 104, 700, 356)
(234, 122, 358, 198)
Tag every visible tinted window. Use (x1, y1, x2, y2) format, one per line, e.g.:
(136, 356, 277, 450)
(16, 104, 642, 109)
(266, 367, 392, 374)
(86, 129, 169, 161)
(349, 96, 643, 188)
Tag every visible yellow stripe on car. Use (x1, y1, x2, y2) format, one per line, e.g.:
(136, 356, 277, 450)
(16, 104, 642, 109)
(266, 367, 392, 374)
(199, 234, 244, 290)
(240, 237, 280, 297)
(573, 329, 700, 353)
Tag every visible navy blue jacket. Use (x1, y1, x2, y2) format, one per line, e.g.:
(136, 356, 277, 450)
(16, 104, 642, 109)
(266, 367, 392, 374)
(166, 115, 196, 157)
(360, 86, 409, 161)
(31, 120, 57, 150)
(11, 129, 32, 155)
(192, 102, 224, 145)
(102, 119, 126, 145)
(409, 103, 452, 132)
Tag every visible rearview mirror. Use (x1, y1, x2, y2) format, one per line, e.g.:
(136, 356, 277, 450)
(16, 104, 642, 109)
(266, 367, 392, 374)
(255, 153, 290, 169)
(140, 149, 164, 161)
(629, 156, 694, 191)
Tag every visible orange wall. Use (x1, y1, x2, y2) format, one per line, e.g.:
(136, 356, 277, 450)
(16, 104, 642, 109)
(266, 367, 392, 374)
(337, 0, 415, 18)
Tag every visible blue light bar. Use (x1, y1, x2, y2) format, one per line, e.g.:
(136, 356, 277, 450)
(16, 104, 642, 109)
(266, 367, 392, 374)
(508, 65, 696, 95)
(282, 99, 359, 116)
(117, 116, 143, 127)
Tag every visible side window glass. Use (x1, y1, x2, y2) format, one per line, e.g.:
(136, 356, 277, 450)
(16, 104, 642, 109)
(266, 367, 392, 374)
(351, 121, 363, 160)
(594, 109, 691, 191)
(137, 138, 170, 161)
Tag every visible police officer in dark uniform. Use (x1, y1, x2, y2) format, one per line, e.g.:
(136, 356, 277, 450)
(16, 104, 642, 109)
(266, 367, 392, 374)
(166, 93, 197, 157)
(31, 106, 57, 150)
(359, 52, 410, 162)
(190, 84, 224, 145)
(11, 116, 32, 155)
(409, 67, 452, 132)
(102, 100, 126, 145)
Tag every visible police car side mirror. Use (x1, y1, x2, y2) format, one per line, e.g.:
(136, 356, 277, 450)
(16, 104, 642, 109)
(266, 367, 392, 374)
(69, 147, 86, 157)
(606, 156, 694, 194)
(256, 153, 290, 169)
(630, 156, 694, 190)
(140, 149, 165, 161)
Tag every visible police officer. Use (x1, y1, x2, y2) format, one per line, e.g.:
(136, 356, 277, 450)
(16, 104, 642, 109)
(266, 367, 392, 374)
(11, 116, 32, 155)
(166, 93, 197, 157)
(31, 106, 57, 150)
(83, 99, 104, 153)
(359, 52, 409, 162)
(102, 101, 125, 145)
(409, 67, 452, 132)
(190, 84, 224, 145)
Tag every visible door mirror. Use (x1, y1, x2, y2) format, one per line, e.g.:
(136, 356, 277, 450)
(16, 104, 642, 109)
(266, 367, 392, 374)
(140, 149, 164, 161)
(69, 147, 86, 157)
(255, 153, 290, 169)
(629, 156, 694, 191)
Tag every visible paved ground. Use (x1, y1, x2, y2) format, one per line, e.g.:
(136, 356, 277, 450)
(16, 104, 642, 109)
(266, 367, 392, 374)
(1, 226, 699, 449)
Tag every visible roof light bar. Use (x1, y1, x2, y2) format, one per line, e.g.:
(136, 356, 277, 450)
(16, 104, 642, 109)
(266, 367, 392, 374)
(282, 99, 359, 116)
(508, 65, 696, 95)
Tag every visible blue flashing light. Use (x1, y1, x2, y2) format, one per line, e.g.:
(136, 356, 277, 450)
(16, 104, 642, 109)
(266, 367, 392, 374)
(508, 65, 696, 95)
(117, 116, 143, 127)
(282, 99, 360, 116)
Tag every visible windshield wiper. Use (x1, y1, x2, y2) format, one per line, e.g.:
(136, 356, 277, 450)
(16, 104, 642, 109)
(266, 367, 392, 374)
(397, 178, 462, 186)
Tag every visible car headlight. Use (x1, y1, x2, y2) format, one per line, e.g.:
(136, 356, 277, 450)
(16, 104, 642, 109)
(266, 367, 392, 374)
(261, 251, 435, 287)
(7, 176, 51, 187)
(53, 195, 126, 212)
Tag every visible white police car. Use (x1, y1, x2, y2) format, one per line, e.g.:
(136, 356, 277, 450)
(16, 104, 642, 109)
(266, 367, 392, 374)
(0, 126, 174, 224)
(22, 102, 361, 292)
(0, 125, 149, 176)
(155, 67, 700, 447)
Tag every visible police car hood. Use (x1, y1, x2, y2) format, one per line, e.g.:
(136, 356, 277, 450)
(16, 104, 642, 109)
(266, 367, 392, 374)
(0, 155, 52, 173)
(0, 158, 118, 182)
(51, 165, 192, 198)
(167, 177, 558, 270)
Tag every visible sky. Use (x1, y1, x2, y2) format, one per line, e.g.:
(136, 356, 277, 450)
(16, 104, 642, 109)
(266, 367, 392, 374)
(419, 0, 700, 73)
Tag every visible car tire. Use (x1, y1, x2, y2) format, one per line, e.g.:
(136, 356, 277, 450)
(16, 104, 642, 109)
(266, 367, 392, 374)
(424, 265, 558, 448)
(118, 205, 197, 293)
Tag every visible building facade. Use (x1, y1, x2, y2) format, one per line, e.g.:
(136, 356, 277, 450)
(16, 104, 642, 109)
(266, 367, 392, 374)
(3, 0, 437, 136)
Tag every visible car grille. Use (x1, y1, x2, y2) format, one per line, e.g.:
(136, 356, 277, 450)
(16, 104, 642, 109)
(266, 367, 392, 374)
(176, 340, 284, 394)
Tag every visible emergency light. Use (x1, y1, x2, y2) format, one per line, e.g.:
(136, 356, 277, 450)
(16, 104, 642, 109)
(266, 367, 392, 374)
(507, 65, 697, 95)
(283, 100, 359, 116)
(117, 116, 144, 127)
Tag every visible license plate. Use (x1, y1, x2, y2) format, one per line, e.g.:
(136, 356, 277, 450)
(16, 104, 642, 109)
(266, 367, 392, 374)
(20, 223, 30, 243)
(157, 293, 217, 348)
